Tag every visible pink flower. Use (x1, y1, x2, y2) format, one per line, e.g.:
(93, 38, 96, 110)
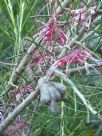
(30, 54, 42, 67)
(55, 28, 67, 46)
(58, 49, 91, 67)
(38, 21, 67, 46)
(39, 22, 54, 44)
(30, 53, 48, 72)
(18, 86, 23, 97)
(45, 49, 92, 80)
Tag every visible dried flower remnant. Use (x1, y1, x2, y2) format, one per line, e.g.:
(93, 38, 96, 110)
(26, 85, 33, 94)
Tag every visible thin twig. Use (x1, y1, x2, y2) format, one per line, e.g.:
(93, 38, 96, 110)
(55, 69, 98, 115)
(69, 61, 102, 74)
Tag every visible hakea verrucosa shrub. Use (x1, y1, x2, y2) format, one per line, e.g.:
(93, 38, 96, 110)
(27, 4, 99, 75)
(17, 1, 100, 112)
(1, 1, 102, 135)
(25, 2, 101, 113)
(1, 2, 100, 132)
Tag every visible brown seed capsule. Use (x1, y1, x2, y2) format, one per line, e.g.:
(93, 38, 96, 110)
(52, 82, 66, 95)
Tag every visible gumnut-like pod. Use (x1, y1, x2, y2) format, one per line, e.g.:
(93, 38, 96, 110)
(50, 100, 59, 113)
(51, 82, 66, 96)
(48, 85, 61, 101)
(38, 78, 51, 105)
(38, 78, 61, 104)
(40, 83, 51, 105)
(38, 77, 66, 112)
(48, 87, 61, 113)
(40, 83, 61, 112)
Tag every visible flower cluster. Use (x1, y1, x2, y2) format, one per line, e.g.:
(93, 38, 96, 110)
(38, 20, 67, 46)
(45, 49, 93, 79)
(0, 102, 29, 135)
(58, 49, 91, 67)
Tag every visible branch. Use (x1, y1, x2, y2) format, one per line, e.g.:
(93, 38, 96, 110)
(69, 62, 102, 74)
(55, 69, 98, 115)
(0, 86, 39, 134)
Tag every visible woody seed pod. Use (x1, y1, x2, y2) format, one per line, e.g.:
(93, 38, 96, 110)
(52, 82, 66, 96)
(48, 85, 61, 101)
(40, 84, 51, 105)
(50, 100, 59, 113)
